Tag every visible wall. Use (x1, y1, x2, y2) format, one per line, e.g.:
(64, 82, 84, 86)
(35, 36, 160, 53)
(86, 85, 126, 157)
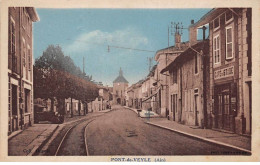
(113, 82, 128, 105)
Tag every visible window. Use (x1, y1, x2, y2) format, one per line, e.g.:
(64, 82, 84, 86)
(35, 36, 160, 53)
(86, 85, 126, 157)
(22, 40, 26, 66)
(213, 17, 220, 30)
(226, 27, 233, 59)
(27, 15, 30, 32)
(195, 53, 199, 74)
(22, 8, 25, 29)
(171, 69, 177, 84)
(213, 35, 220, 64)
(28, 47, 31, 71)
(9, 18, 17, 72)
(225, 10, 233, 23)
(25, 89, 30, 113)
(171, 94, 177, 113)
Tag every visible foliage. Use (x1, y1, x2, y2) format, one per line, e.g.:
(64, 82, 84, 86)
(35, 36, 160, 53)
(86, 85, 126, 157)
(33, 45, 99, 113)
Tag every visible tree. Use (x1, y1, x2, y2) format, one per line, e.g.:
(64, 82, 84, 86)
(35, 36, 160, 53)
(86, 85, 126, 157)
(34, 45, 98, 116)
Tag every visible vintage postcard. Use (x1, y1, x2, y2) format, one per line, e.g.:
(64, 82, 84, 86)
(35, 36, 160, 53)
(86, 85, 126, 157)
(0, 0, 260, 162)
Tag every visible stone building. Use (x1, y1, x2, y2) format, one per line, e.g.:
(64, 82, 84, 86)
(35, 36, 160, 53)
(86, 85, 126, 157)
(161, 40, 210, 127)
(65, 98, 85, 116)
(192, 8, 252, 134)
(113, 68, 128, 105)
(7, 7, 39, 134)
(154, 29, 190, 117)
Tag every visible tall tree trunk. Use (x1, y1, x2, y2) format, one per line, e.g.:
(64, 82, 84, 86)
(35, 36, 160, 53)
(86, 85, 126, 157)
(83, 102, 86, 116)
(71, 98, 73, 118)
(86, 102, 88, 114)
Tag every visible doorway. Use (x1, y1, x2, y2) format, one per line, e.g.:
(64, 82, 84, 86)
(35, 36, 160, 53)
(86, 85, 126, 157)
(171, 94, 177, 121)
(11, 84, 18, 132)
(214, 84, 234, 131)
(117, 98, 121, 104)
(194, 94, 199, 126)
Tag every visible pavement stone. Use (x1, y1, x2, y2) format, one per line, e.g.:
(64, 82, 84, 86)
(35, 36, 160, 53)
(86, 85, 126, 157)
(8, 124, 59, 156)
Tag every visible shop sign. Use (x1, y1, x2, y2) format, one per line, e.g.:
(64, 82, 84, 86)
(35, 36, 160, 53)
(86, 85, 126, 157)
(214, 66, 234, 80)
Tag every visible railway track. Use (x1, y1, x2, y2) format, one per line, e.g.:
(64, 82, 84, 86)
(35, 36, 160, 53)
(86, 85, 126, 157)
(54, 117, 96, 156)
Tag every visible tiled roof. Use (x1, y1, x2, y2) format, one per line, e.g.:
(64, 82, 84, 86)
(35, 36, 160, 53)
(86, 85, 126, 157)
(113, 75, 129, 83)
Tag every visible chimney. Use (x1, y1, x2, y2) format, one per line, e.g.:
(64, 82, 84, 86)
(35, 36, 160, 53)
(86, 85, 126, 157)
(189, 19, 197, 46)
(175, 32, 181, 49)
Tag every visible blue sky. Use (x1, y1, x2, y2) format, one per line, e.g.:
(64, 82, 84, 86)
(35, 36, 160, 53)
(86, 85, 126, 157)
(33, 8, 211, 86)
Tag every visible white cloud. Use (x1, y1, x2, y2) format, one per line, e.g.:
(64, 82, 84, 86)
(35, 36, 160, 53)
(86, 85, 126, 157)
(65, 27, 149, 54)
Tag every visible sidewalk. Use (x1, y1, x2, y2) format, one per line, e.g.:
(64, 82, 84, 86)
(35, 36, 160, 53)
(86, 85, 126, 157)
(8, 110, 113, 156)
(146, 118, 251, 153)
(8, 124, 59, 156)
(125, 106, 160, 118)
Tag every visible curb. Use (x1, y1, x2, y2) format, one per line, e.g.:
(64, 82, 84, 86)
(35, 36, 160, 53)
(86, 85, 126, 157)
(29, 124, 60, 156)
(8, 130, 23, 141)
(124, 106, 160, 118)
(146, 122, 251, 154)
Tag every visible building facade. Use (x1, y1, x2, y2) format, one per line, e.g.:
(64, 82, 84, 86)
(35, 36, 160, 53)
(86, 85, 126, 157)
(8, 7, 39, 134)
(113, 68, 128, 105)
(65, 98, 85, 116)
(154, 32, 190, 117)
(193, 8, 252, 134)
(161, 40, 210, 127)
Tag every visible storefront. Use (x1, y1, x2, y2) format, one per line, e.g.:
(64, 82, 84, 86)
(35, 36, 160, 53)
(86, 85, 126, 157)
(214, 82, 237, 132)
(212, 64, 238, 132)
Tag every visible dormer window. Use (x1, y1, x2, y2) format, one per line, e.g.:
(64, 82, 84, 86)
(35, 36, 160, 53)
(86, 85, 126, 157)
(213, 17, 220, 31)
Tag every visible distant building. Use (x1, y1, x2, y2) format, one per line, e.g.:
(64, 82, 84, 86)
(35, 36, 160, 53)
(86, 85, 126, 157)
(65, 98, 84, 116)
(7, 7, 39, 134)
(113, 68, 128, 105)
(87, 85, 113, 112)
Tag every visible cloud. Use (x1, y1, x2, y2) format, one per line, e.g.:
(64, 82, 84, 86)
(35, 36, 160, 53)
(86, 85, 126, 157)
(64, 27, 149, 54)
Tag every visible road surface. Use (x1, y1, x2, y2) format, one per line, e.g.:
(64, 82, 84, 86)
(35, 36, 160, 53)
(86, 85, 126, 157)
(84, 105, 245, 155)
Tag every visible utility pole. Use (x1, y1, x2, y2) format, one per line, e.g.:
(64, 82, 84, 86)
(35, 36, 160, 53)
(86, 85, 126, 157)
(147, 57, 153, 72)
(83, 56, 85, 75)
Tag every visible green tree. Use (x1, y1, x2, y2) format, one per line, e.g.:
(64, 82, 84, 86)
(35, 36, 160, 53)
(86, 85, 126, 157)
(34, 45, 98, 116)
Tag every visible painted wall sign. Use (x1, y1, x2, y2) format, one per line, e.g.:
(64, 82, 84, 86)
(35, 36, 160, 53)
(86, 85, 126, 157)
(214, 66, 234, 80)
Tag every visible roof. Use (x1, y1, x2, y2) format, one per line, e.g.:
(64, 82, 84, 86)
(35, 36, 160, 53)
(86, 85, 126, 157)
(154, 41, 190, 61)
(26, 7, 40, 22)
(113, 75, 128, 83)
(191, 8, 228, 28)
(147, 64, 157, 77)
(97, 85, 109, 91)
(161, 40, 209, 73)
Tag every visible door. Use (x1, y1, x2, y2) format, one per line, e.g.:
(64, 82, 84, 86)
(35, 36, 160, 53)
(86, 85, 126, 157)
(171, 94, 177, 121)
(194, 94, 199, 126)
(11, 84, 18, 132)
(222, 92, 231, 130)
(215, 88, 232, 131)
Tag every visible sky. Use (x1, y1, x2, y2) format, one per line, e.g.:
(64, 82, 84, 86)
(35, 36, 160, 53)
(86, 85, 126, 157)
(33, 8, 211, 87)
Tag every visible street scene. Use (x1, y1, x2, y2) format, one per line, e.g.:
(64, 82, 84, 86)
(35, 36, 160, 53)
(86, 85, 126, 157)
(5, 7, 252, 156)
